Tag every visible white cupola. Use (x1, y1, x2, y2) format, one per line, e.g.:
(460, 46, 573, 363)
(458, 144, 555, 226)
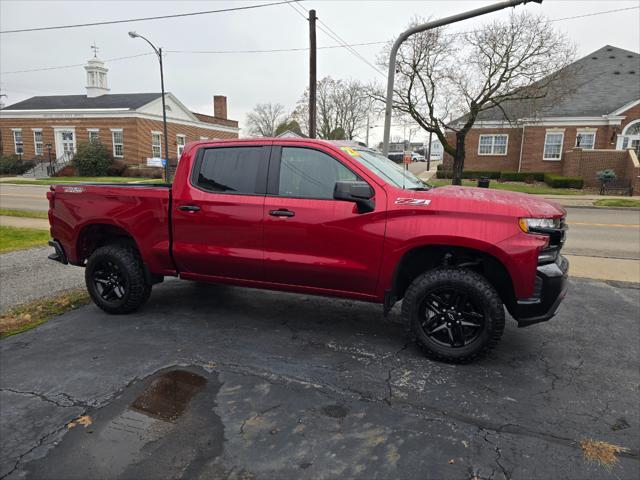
(85, 45, 109, 98)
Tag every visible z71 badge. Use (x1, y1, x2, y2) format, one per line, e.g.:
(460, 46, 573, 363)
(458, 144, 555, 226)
(395, 198, 431, 206)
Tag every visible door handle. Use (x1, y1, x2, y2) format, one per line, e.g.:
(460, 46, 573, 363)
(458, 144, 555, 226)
(269, 209, 295, 217)
(178, 205, 201, 212)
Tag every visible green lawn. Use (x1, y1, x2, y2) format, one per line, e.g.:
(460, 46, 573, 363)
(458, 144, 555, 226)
(0, 226, 50, 253)
(0, 209, 48, 219)
(0, 176, 161, 186)
(429, 179, 584, 196)
(593, 199, 640, 208)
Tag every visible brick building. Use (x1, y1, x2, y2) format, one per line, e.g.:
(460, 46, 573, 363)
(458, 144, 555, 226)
(444, 45, 639, 190)
(0, 55, 238, 171)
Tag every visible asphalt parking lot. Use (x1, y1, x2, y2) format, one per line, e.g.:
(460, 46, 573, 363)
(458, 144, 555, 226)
(1, 277, 638, 480)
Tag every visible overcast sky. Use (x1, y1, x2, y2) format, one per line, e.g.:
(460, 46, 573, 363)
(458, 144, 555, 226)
(1, 0, 639, 145)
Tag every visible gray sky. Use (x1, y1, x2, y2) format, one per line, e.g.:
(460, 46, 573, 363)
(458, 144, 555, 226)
(1, 0, 639, 145)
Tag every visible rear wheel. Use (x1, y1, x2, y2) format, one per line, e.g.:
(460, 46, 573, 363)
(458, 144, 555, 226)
(402, 268, 505, 363)
(85, 244, 151, 314)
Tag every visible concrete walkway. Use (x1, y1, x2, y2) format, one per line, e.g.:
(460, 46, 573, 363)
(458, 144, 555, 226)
(0, 215, 49, 229)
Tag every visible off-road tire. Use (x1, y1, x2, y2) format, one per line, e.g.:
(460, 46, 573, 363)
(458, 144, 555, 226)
(402, 268, 505, 363)
(85, 244, 151, 314)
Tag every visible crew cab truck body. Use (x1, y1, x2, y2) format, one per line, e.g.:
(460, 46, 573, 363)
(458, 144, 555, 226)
(48, 138, 568, 362)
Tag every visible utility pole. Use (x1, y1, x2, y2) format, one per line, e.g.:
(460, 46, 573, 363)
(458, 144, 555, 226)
(308, 9, 317, 139)
(381, 0, 542, 156)
(427, 130, 433, 171)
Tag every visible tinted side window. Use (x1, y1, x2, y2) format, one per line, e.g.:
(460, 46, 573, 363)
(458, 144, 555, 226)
(196, 147, 264, 194)
(279, 147, 359, 199)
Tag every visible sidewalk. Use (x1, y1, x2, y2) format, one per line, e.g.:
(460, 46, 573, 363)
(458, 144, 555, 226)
(0, 216, 49, 229)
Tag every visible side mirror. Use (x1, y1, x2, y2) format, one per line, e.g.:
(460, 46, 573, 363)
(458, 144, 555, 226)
(333, 181, 375, 213)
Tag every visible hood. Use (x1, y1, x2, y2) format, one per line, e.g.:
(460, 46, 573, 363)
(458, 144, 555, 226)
(413, 186, 566, 217)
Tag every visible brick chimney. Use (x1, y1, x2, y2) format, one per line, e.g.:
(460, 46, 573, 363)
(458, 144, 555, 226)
(214, 96, 227, 119)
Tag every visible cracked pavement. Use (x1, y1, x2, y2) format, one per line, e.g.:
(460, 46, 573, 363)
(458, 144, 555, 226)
(0, 277, 638, 479)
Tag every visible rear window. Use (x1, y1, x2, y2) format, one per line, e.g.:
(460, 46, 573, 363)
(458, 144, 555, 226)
(194, 147, 265, 194)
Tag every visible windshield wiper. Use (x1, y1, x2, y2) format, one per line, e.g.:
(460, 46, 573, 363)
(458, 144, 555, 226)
(408, 186, 432, 191)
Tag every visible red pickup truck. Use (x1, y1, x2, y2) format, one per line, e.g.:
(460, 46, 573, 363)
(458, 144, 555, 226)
(48, 138, 568, 363)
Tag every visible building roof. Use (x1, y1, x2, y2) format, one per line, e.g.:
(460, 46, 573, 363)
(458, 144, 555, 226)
(2, 93, 163, 110)
(476, 45, 640, 122)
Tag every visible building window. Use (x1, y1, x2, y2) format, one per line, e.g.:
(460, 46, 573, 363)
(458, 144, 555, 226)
(477, 134, 508, 155)
(88, 129, 100, 143)
(111, 129, 124, 158)
(12, 129, 23, 154)
(33, 129, 43, 155)
(176, 134, 186, 159)
(543, 131, 564, 160)
(575, 131, 595, 149)
(151, 132, 162, 158)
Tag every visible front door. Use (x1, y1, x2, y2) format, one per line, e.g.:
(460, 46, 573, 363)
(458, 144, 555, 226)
(171, 144, 270, 281)
(263, 145, 386, 296)
(54, 129, 76, 159)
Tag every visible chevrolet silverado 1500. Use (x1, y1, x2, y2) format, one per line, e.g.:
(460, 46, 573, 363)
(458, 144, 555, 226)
(48, 138, 568, 362)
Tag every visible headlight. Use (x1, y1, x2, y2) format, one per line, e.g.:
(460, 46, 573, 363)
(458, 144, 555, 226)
(519, 217, 560, 233)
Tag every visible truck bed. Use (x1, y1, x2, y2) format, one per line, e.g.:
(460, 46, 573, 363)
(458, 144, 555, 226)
(48, 183, 175, 275)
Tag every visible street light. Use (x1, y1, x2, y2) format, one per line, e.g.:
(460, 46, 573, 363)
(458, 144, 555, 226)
(128, 31, 171, 182)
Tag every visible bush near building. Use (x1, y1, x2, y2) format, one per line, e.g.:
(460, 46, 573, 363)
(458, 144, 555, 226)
(435, 169, 584, 189)
(0, 155, 35, 175)
(543, 173, 584, 189)
(72, 141, 114, 176)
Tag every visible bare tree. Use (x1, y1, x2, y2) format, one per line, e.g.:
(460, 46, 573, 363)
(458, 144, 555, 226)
(245, 103, 288, 137)
(293, 77, 370, 140)
(374, 12, 575, 184)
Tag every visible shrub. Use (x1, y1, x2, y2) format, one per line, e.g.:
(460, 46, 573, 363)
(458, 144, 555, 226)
(499, 171, 545, 182)
(544, 173, 584, 189)
(72, 141, 113, 176)
(55, 166, 78, 177)
(107, 160, 127, 177)
(436, 170, 500, 179)
(0, 155, 35, 175)
(596, 169, 616, 184)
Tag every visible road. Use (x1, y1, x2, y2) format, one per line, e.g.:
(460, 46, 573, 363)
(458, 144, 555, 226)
(0, 184, 49, 211)
(1, 277, 638, 479)
(564, 207, 640, 260)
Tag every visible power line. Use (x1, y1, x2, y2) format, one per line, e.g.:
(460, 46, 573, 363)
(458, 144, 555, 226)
(2, 53, 155, 74)
(0, 0, 300, 34)
(2, 5, 637, 74)
(288, 1, 385, 76)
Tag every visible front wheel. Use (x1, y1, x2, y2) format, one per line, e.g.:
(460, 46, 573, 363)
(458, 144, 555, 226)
(402, 268, 505, 363)
(85, 244, 151, 314)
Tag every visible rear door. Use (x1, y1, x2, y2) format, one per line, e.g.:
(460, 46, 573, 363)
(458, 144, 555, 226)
(171, 144, 270, 280)
(263, 144, 386, 295)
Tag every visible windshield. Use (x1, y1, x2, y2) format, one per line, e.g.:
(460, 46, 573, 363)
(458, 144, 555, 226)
(351, 148, 431, 190)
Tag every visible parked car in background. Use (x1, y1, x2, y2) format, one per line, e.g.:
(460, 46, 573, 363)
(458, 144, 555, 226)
(412, 152, 426, 162)
(47, 138, 569, 363)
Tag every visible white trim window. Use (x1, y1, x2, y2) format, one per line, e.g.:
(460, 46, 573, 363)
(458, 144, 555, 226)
(111, 129, 124, 158)
(543, 131, 564, 160)
(176, 134, 186, 159)
(88, 128, 100, 143)
(12, 128, 23, 154)
(32, 129, 43, 155)
(478, 134, 508, 155)
(151, 132, 162, 158)
(575, 131, 595, 149)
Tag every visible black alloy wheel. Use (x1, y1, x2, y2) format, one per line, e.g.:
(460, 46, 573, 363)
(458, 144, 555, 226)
(92, 259, 129, 302)
(418, 287, 484, 348)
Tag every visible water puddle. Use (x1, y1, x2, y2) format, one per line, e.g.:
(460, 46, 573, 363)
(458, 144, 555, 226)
(130, 369, 207, 421)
